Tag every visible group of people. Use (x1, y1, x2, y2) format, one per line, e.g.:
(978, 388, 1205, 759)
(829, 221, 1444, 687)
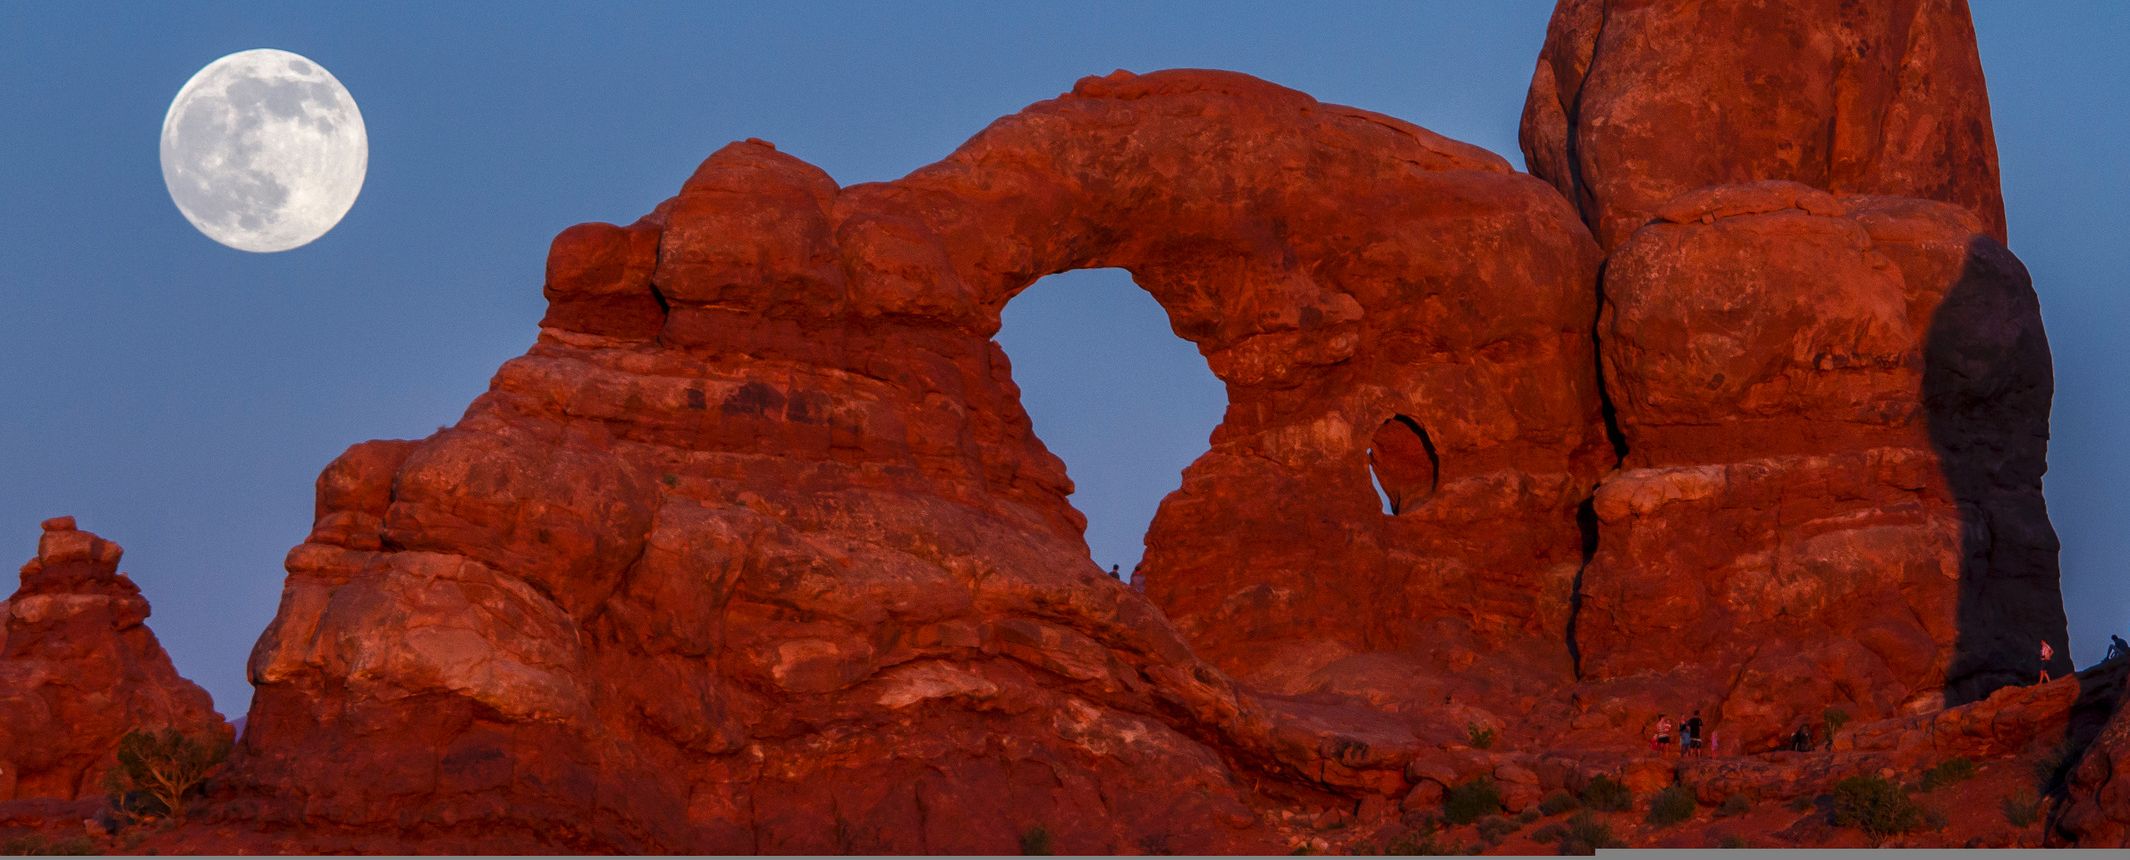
(1787, 724, 1815, 752)
(2038, 632, 2130, 683)
(1647, 710, 1713, 757)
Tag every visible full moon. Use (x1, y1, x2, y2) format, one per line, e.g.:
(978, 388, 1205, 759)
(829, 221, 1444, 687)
(160, 49, 366, 253)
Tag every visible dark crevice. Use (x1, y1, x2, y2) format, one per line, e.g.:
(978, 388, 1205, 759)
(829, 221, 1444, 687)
(1403, 415, 1441, 495)
(1590, 261, 1629, 463)
(648, 235, 673, 348)
(1559, 0, 1613, 233)
(1597, 389, 1628, 462)
(1568, 497, 1598, 679)
(1566, 257, 1627, 680)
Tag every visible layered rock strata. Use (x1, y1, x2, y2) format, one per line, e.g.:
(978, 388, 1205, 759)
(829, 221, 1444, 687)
(0, 518, 227, 802)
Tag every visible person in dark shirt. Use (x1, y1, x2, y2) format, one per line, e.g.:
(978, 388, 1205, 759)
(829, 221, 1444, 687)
(1789, 725, 1812, 753)
(1683, 711, 1705, 757)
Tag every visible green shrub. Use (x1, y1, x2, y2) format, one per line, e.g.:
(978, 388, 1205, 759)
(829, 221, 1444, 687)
(1717, 793, 1752, 818)
(1551, 813, 1624, 856)
(1475, 815, 1517, 844)
(1718, 835, 1748, 849)
(1580, 775, 1633, 812)
(2031, 742, 2073, 789)
(1786, 794, 1817, 813)
(1822, 707, 1851, 738)
(102, 727, 230, 821)
(1922, 805, 1950, 830)
(1538, 789, 1579, 817)
(1441, 777, 1503, 826)
(1018, 824, 1052, 855)
(1513, 807, 1539, 825)
(2001, 791, 2041, 828)
(0, 836, 96, 856)
(1919, 757, 1977, 792)
(1464, 723, 1495, 750)
(1645, 784, 1698, 827)
(1830, 775, 1929, 839)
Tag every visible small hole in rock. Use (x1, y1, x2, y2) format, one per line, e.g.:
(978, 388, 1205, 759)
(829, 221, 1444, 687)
(1368, 415, 1438, 515)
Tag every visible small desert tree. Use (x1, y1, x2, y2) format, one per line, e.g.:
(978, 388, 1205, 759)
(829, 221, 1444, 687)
(103, 728, 230, 821)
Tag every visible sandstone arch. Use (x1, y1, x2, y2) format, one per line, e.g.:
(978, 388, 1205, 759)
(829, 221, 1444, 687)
(220, 52, 2073, 850)
(236, 69, 1609, 852)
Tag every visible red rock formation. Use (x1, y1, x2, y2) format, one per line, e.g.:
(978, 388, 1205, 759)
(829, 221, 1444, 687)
(227, 70, 1607, 853)
(212, 55, 2072, 855)
(1575, 180, 2060, 746)
(1520, 0, 2006, 251)
(0, 518, 228, 802)
(2058, 687, 2130, 847)
(0, 1, 2082, 851)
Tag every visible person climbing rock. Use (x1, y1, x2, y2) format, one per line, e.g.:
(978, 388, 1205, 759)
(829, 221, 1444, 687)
(1788, 725, 1811, 752)
(1650, 713, 1673, 751)
(1682, 711, 1704, 757)
(2040, 638, 2056, 683)
(2107, 634, 2129, 663)
(1109, 564, 1120, 578)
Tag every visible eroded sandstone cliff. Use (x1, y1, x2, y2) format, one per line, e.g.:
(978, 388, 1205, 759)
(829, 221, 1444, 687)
(1, 0, 2115, 852)
(1519, 0, 2007, 251)
(0, 518, 228, 803)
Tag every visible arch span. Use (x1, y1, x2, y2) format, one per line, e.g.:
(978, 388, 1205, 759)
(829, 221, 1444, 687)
(243, 69, 1614, 850)
(625, 69, 1613, 668)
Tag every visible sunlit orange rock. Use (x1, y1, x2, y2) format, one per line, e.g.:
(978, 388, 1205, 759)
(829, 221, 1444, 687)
(224, 70, 1606, 853)
(1, 0, 2087, 850)
(0, 518, 228, 801)
(1520, 0, 2006, 251)
(1577, 181, 2060, 746)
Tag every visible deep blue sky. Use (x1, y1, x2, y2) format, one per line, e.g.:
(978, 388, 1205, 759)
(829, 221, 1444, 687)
(1, 3, 2123, 715)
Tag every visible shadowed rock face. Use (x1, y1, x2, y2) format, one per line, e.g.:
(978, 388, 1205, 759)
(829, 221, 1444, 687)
(2059, 691, 2130, 847)
(1576, 181, 2061, 743)
(1511, 0, 2059, 761)
(0, 518, 228, 802)
(1520, 0, 2006, 251)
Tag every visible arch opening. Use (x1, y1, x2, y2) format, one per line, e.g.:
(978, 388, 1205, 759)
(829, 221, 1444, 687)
(994, 268, 1228, 580)
(1368, 415, 1438, 515)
